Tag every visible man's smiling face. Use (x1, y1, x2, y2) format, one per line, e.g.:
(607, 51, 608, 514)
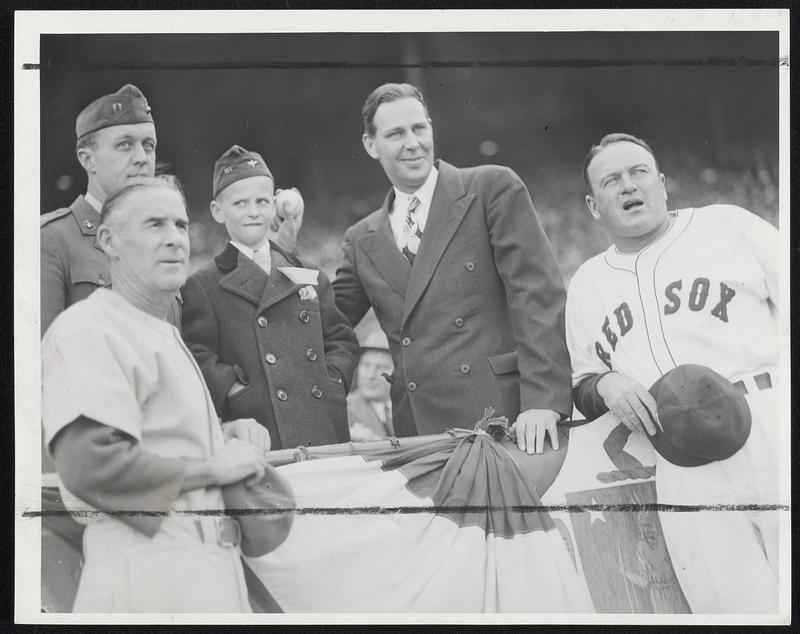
(362, 97, 434, 194)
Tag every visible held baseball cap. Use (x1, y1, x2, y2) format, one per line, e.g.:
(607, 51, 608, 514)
(647, 364, 751, 467)
(222, 463, 295, 558)
(213, 144, 274, 198)
(76, 84, 154, 139)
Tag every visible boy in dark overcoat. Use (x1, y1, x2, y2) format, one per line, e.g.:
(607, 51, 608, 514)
(182, 145, 358, 449)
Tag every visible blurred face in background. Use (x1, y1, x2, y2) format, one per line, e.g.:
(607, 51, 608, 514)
(585, 141, 669, 252)
(363, 97, 434, 194)
(78, 122, 157, 200)
(211, 175, 276, 248)
(356, 349, 393, 403)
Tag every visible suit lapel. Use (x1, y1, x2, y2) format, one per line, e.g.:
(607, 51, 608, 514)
(403, 161, 474, 324)
(361, 190, 412, 298)
(258, 249, 303, 313)
(218, 246, 270, 306)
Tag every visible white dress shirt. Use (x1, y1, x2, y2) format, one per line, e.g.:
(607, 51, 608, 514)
(388, 166, 439, 251)
(231, 240, 272, 273)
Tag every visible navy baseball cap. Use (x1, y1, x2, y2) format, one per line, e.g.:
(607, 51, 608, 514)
(76, 84, 154, 139)
(222, 463, 295, 558)
(647, 364, 752, 467)
(213, 145, 274, 198)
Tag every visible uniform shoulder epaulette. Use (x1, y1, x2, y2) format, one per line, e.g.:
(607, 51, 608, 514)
(40, 207, 72, 228)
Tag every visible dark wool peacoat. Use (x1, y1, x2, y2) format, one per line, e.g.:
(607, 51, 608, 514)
(181, 242, 358, 450)
(333, 160, 572, 437)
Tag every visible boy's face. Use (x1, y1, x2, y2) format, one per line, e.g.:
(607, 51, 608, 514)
(210, 175, 276, 248)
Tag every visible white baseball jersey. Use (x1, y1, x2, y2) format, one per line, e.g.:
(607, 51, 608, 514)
(567, 204, 778, 391)
(565, 204, 780, 613)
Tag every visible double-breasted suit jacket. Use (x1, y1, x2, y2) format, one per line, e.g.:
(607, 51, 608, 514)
(181, 242, 358, 450)
(333, 160, 572, 437)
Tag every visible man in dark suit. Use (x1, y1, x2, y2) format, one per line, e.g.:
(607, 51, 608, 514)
(333, 83, 571, 454)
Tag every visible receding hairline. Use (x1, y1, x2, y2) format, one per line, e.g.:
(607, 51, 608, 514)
(100, 178, 186, 227)
(583, 133, 660, 192)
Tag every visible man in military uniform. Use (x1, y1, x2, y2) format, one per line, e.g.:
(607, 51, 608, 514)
(40, 84, 167, 335)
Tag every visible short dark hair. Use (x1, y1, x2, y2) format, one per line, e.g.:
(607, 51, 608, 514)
(100, 175, 187, 226)
(362, 83, 430, 137)
(75, 131, 98, 152)
(583, 133, 660, 192)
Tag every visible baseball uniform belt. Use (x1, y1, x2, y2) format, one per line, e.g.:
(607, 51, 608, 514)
(732, 371, 773, 396)
(194, 516, 241, 548)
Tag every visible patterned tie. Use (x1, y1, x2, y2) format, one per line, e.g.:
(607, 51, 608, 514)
(253, 247, 271, 274)
(401, 196, 423, 264)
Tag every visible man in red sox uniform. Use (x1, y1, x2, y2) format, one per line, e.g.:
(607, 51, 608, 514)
(566, 133, 780, 613)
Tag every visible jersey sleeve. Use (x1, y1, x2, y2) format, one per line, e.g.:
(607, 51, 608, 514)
(728, 205, 779, 305)
(42, 324, 144, 453)
(565, 265, 613, 386)
(52, 416, 186, 536)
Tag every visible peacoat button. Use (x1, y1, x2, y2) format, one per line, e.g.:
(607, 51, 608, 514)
(401, 336, 411, 347)
(299, 310, 310, 323)
(454, 318, 464, 328)
(257, 316, 268, 328)
(306, 348, 318, 361)
(407, 382, 417, 392)
(311, 385, 323, 398)
(460, 363, 471, 374)
(265, 353, 277, 365)
(277, 388, 288, 401)
(465, 261, 476, 272)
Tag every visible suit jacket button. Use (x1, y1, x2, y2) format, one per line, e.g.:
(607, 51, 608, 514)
(265, 353, 277, 365)
(407, 382, 417, 392)
(465, 261, 476, 272)
(257, 316, 268, 327)
(306, 348, 318, 361)
(277, 388, 288, 401)
(401, 336, 411, 347)
(454, 318, 464, 328)
(460, 364, 471, 374)
(299, 310, 310, 323)
(311, 385, 323, 399)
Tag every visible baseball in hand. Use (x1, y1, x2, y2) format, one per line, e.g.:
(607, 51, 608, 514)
(275, 187, 304, 221)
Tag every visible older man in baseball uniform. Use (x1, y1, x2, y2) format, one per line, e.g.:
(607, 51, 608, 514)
(42, 177, 271, 612)
(566, 132, 780, 613)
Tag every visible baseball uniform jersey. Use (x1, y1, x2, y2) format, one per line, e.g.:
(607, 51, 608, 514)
(566, 204, 780, 613)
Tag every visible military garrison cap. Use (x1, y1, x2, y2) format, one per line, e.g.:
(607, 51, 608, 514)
(213, 145, 273, 198)
(76, 84, 154, 140)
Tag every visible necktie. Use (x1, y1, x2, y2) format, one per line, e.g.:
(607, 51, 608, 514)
(401, 196, 423, 264)
(253, 247, 271, 274)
